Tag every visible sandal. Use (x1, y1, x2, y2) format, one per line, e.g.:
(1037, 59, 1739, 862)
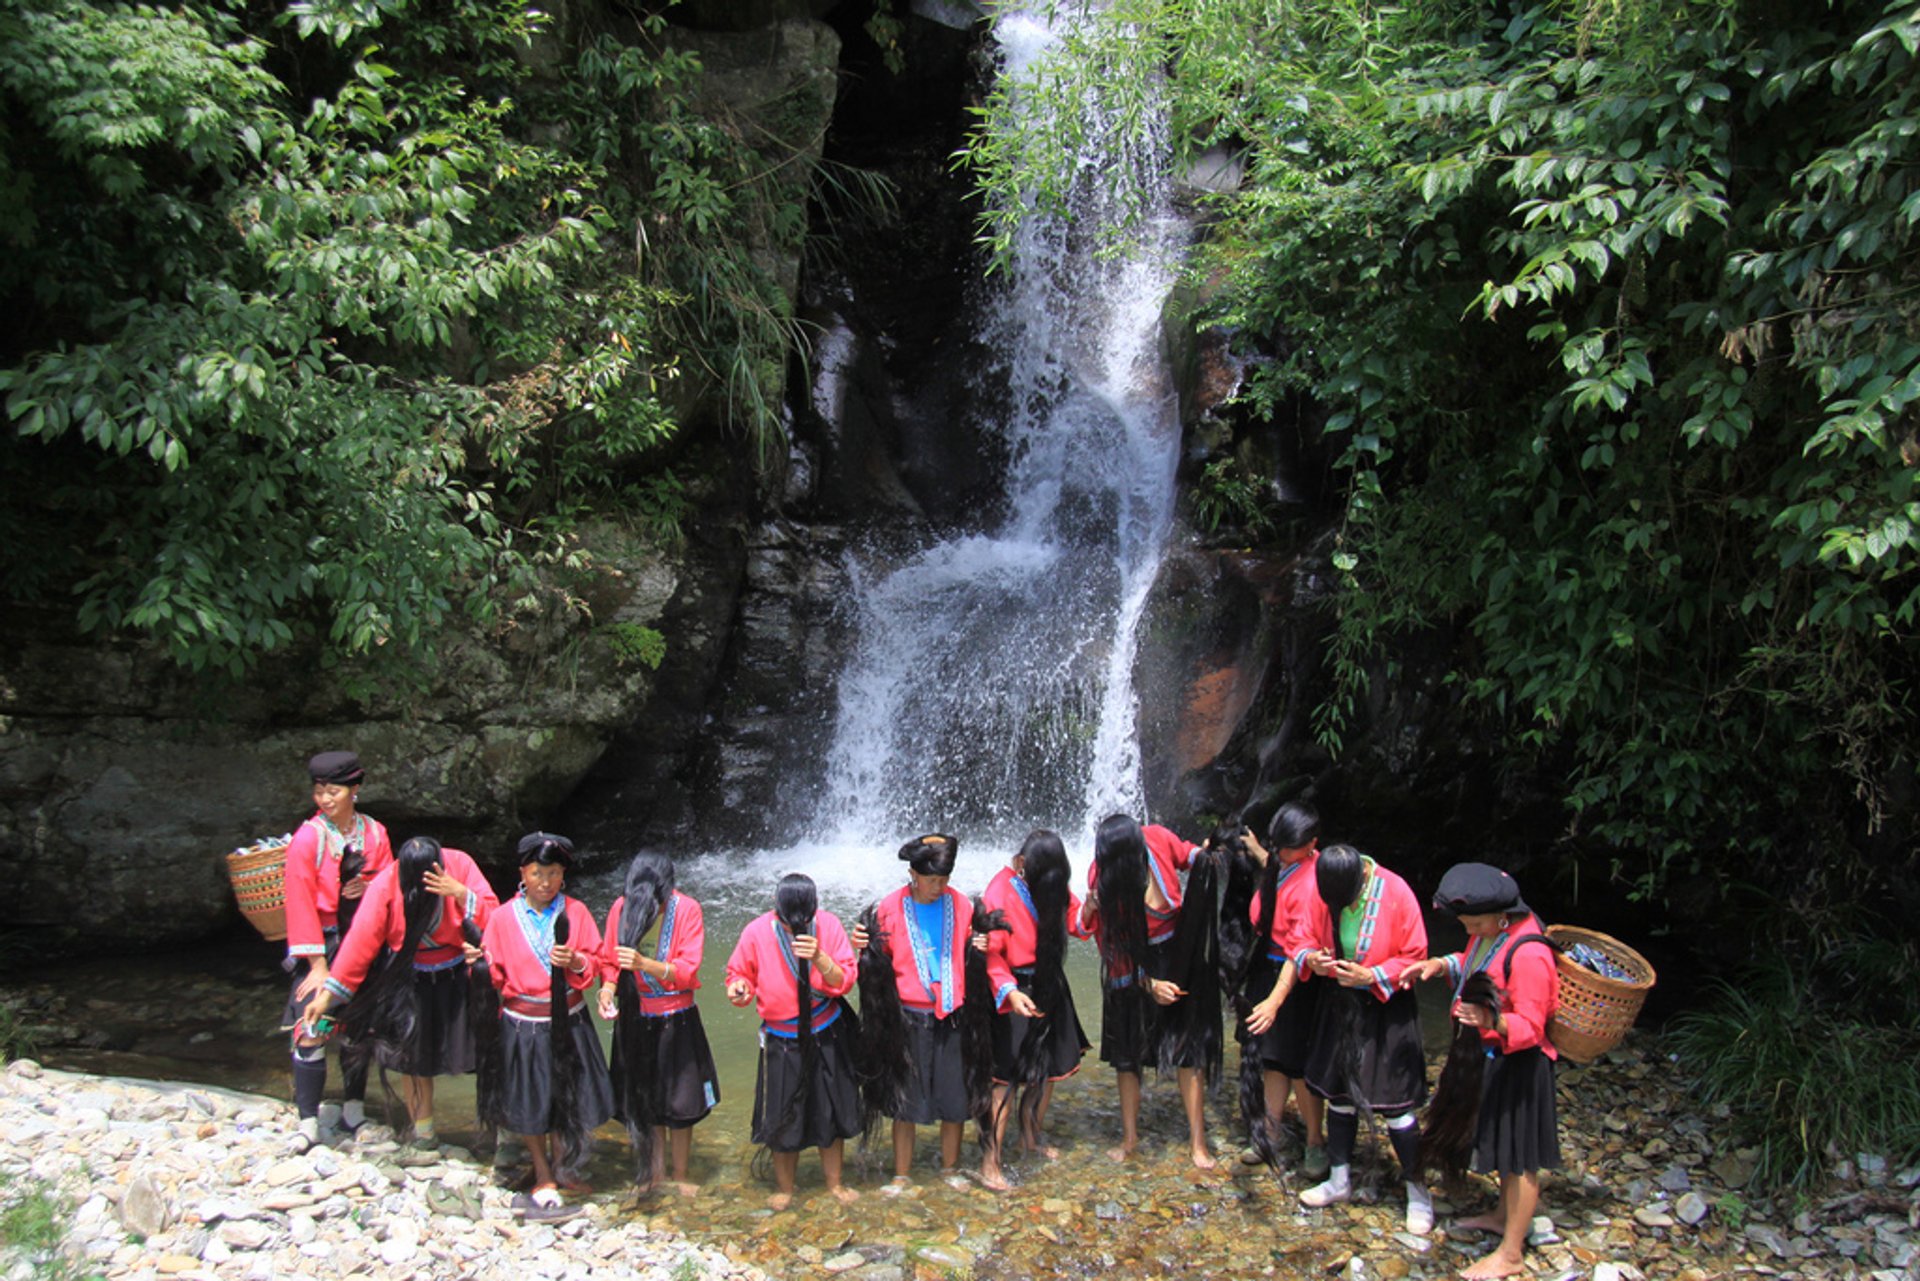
(511, 1186, 582, 1223)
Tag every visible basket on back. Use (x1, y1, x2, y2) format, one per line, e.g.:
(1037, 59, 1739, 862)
(225, 837, 293, 941)
(1545, 924, 1655, 1062)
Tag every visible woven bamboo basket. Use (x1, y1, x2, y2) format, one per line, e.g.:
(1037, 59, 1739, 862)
(226, 839, 291, 941)
(1545, 924, 1655, 1062)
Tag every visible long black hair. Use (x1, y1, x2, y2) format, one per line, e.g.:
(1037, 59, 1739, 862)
(1234, 801, 1322, 1167)
(1159, 837, 1224, 1084)
(854, 899, 905, 1142)
(613, 850, 675, 1186)
(338, 836, 444, 1131)
(1315, 843, 1372, 1117)
(1420, 971, 1499, 1182)
(964, 899, 1011, 1149)
(775, 873, 827, 1143)
(1093, 814, 1153, 1066)
(461, 913, 501, 1146)
(1004, 829, 1079, 1143)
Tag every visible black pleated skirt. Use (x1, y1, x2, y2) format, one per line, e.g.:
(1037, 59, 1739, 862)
(380, 965, 476, 1077)
(498, 1007, 616, 1137)
(1473, 1046, 1560, 1175)
(751, 1013, 865, 1152)
(1244, 957, 1322, 1079)
(609, 1007, 720, 1128)
(992, 973, 1088, 1084)
(1303, 985, 1427, 1114)
(892, 1008, 972, 1124)
(1101, 939, 1183, 1074)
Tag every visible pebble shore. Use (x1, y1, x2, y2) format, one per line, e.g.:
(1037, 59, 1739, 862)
(0, 1060, 762, 1281)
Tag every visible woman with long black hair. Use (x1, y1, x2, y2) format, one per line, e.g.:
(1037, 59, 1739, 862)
(1291, 844, 1433, 1235)
(980, 829, 1089, 1189)
(1080, 813, 1219, 1169)
(857, 834, 981, 1191)
(598, 850, 720, 1197)
(303, 834, 496, 1146)
(280, 750, 393, 1150)
(1236, 800, 1330, 1178)
(480, 833, 614, 1222)
(724, 872, 862, 1210)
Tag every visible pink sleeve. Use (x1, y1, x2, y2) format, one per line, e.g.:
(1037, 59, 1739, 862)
(1066, 890, 1093, 941)
(667, 896, 705, 992)
(1499, 937, 1559, 1056)
(1365, 876, 1428, 1000)
(360, 819, 394, 877)
(282, 821, 326, 957)
(460, 852, 499, 930)
(325, 867, 396, 995)
(566, 899, 601, 994)
(724, 920, 758, 991)
(814, 913, 857, 997)
(599, 898, 625, 984)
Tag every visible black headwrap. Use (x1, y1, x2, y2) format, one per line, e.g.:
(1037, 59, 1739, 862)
(517, 832, 575, 867)
(308, 750, 365, 786)
(899, 833, 958, 877)
(1432, 862, 1529, 918)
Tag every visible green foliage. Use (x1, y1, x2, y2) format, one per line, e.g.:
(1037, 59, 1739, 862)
(966, 0, 1920, 906)
(0, 1172, 102, 1281)
(0, 1001, 39, 1063)
(1667, 938, 1920, 1190)
(1191, 458, 1278, 539)
(601, 621, 667, 671)
(0, 0, 830, 677)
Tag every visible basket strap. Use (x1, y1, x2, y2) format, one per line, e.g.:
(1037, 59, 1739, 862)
(1500, 932, 1556, 983)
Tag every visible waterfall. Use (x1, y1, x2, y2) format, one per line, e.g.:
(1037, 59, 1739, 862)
(816, 10, 1184, 842)
(685, 3, 1190, 912)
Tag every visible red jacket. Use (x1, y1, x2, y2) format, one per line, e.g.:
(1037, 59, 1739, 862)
(873, 885, 973, 1018)
(283, 812, 394, 959)
(1284, 859, 1427, 1002)
(599, 891, 705, 1015)
(484, 892, 603, 1009)
(1085, 824, 1197, 944)
(983, 864, 1088, 1009)
(725, 909, 856, 1033)
(1440, 911, 1560, 1059)
(1249, 847, 1320, 957)
(323, 847, 496, 999)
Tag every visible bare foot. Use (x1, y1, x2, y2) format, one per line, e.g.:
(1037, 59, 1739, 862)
(1190, 1146, 1218, 1172)
(1106, 1142, 1137, 1163)
(828, 1185, 859, 1204)
(879, 1176, 911, 1197)
(1454, 1212, 1506, 1234)
(767, 1192, 793, 1212)
(1459, 1250, 1526, 1280)
(1021, 1133, 1062, 1160)
(980, 1166, 1012, 1192)
(672, 1181, 699, 1199)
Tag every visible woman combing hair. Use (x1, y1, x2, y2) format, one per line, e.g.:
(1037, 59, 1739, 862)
(1291, 843, 1433, 1236)
(725, 873, 863, 1210)
(1080, 814, 1216, 1169)
(1399, 863, 1561, 1279)
(480, 832, 614, 1222)
(981, 829, 1090, 1190)
(1236, 800, 1330, 1178)
(598, 850, 720, 1198)
(305, 834, 497, 1147)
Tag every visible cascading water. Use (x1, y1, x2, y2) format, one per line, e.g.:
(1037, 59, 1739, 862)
(813, 8, 1186, 848)
(680, 3, 1190, 913)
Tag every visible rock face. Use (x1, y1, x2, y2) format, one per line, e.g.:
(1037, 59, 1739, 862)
(0, 519, 741, 947)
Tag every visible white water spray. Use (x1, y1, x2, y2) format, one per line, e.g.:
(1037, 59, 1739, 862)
(701, 4, 1190, 910)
